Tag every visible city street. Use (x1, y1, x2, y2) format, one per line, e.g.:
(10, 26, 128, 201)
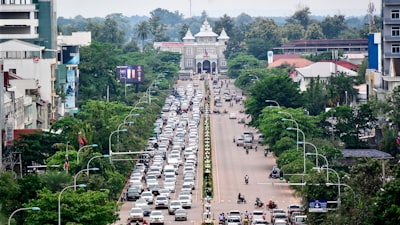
(113, 77, 300, 225)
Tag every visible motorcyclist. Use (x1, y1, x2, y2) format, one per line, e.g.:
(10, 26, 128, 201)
(244, 175, 249, 184)
(244, 210, 249, 218)
(255, 197, 260, 205)
(238, 193, 244, 202)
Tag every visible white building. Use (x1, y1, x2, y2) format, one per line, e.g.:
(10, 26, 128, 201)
(1, 39, 56, 129)
(154, 19, 229, 75)
(293, 62, 358, 92)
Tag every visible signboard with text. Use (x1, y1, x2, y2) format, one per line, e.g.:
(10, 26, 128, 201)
(308, 200, 328, 213)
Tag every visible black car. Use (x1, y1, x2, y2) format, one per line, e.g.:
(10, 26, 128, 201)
(127, 188, 141, 201)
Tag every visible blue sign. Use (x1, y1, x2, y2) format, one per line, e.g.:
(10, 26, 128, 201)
(308, 200, 327, 213)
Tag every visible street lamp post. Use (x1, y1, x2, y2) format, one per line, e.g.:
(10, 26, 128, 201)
(287, 127, 306, 179)
(265, 100, 280, 107)
(321, 167, 341, 208)
(282, 118, 299, 151)
(77, 144, 98, 164)
(58, 184, 86, 225)
(8, 207, 40, 225)
(299, 142, 319, 168)
(248, 74, 260, 82)
(74, 168, 99, 190)
(306, 152, 329, 180)
(109, 128, 128, 162)
(326, 183, 355, 208)
(87, 155, 109, 176)
(123, 114, 140, 124)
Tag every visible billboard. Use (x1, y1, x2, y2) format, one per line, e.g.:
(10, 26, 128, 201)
(116, 65, 144, 84)
(64, 69, 76, 108)
(61, 45, 80, 64)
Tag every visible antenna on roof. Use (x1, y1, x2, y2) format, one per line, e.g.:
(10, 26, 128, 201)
(367, 0, 375, 33)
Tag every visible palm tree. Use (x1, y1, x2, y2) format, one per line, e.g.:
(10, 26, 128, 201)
(135, 21, 150, 52)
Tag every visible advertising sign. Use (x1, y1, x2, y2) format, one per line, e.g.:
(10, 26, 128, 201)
(64, 69, 76, 108)
(116, 65, 144, 84)
(61, 45, 80, 64)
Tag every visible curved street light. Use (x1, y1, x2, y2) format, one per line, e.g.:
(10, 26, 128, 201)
(58, 184, 86, 225)
(109, 128, 128, 162)
(8, 207, 40, 225)
(282, 118, 299, 151)
(87, 155, 109, 176)
(321, 166, 341, 208)
(300, 142, 320, 167)
(265, 99, 280, 107)
(77, 144, 98, 164)
(248, 74, 260, 82)
(287, 127, 306, 178)
(306, 152, 329, 180)
(74, 168, 99, 190)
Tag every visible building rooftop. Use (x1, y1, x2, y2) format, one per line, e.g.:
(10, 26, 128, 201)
(341, 149, 393, 159)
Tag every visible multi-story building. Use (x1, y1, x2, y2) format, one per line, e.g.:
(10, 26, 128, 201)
(0, 0, 58, 172)
(0, 0, 58, 127)
(382, 0, 400, 91)
(154, 19, 229, 76)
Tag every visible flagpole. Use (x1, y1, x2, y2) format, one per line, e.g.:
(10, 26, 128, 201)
(65, 141, 69, 174)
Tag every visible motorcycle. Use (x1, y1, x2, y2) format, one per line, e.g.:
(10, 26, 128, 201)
(267, 201, 277, 209)
(246, 148, 249, 154)
(245, 177, 249, 184)
(254, 201, 264, 208)
(264, 150, 268, 157)
(237, 195, 247, 204)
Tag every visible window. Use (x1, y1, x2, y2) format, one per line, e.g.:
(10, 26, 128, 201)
(392, 10, 400, 19)
(392, 26, 400, 36)
(186, 59, 192, 67)
(186, 47, 192, 55)
(392, 44, 400, 53)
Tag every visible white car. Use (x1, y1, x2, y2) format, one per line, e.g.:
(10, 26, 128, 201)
(164, 180, 176, 193)
(158, 188, 171, 199)
(155, 196, 169, 209)
(181, 184, 193, 194)
(150, 210, 164, 225)
(129, 207, 144, 222)
(178, 195, 192, 208)
(168, 200, 182, 215)
(141, 191, 154, 204)
(229, 113, 237, 119)
(183, 177, 195, 189)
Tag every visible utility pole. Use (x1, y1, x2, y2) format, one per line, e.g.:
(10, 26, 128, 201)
(0, 60, 3, 171)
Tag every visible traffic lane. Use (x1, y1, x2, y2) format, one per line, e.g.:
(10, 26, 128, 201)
(210, 87, 300, 221)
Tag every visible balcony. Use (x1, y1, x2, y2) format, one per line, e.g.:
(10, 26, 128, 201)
(384, 35, 400, 42)
(384, 18, 400, 25)
(384, 0, 400, 5)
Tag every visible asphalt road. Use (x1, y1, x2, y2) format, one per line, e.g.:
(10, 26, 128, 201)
(113, 77, 300, 225)
(209, 79, 300, 223)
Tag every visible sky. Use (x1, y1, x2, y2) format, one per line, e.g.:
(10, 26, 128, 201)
(57, 0, 382, 18)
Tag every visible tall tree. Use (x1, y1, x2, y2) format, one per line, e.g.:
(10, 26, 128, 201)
(320, 15, 347, 39)
(99, 16, 125, 47)
(305, 22, 325, 39)
(245, 18, 282, 60)
(135, 21, 150, 52)
(246, 73, 304, 123)
(286, 6, 312, 30)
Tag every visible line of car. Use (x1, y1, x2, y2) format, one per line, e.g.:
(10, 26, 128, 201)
(126, 83, 203, 225)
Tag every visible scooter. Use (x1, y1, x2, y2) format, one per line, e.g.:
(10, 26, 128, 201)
(254, 201, 264, 208)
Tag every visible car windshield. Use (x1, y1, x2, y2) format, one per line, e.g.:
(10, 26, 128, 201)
(131, 208, 142, 213)
(151, 211, 162, 216)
